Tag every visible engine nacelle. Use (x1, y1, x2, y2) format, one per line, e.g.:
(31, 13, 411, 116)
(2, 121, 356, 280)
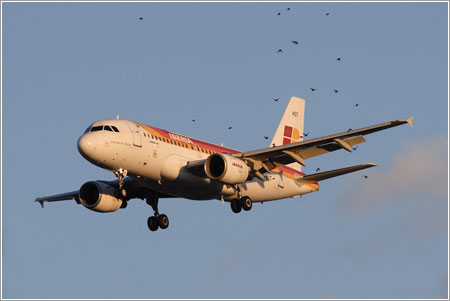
(204, 153, 249, 184)
(79, 181, 122, 212)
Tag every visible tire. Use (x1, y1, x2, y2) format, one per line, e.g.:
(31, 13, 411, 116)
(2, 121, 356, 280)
(158, 214, 169, 229)
(147, 216, 159, 231)
(241, 196, 252, 211)
(230, 199, 242, 213)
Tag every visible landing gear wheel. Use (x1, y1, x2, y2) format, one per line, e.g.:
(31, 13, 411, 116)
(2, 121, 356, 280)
(158, 214, 169, 229)
(147, 216, 159, 231)
(231, 199, 242, 213)
(241, 196, 252, 211)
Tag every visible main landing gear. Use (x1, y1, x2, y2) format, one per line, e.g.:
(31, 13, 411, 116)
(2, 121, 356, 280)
(230, 196, 252, 214)
(146, 196, 169, 232)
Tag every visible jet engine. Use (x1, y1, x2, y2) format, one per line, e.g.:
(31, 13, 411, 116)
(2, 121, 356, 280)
(204, 153, 249, 184)
(79, 181, 122, 212)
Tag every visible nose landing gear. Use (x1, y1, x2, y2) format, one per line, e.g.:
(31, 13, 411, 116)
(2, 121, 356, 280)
(113, 168, 128, 198)
(146, 196, 169, 231)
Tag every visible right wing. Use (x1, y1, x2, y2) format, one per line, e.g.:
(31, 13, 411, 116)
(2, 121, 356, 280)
(233, 117, 414, 172)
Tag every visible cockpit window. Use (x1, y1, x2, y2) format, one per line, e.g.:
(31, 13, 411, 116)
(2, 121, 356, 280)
(91, 126, 103, 132)
(111, 126, 119, 132)
(104, 125, 113, 132)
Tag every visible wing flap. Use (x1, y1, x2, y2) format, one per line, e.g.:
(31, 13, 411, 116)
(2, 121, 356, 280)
(298, 163, 376, 183)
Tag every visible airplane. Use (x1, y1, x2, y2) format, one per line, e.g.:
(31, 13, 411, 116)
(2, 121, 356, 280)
(35, 97, 414, 232)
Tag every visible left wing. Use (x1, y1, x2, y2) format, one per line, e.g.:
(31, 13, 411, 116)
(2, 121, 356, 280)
(35, 191, 80, 208)
(232, 117, 414, 174)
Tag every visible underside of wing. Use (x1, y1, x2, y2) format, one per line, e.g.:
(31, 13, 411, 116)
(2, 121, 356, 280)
(35, 191, 80, 208)
(233, 117, 413, 174)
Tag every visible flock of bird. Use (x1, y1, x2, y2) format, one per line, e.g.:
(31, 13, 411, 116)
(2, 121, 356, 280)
(139, 9, 368, 179)
(271, 8, 368, 179)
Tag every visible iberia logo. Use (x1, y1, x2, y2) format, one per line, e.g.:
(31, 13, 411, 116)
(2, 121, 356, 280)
(283, 125, 300, 145)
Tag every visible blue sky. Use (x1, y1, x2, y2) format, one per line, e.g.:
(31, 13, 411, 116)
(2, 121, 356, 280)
(2, 1, 448, 299)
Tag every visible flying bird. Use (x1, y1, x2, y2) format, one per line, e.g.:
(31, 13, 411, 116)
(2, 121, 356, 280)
(326, 13, 330, 15)
(273, 98, 280, 102)
(277, 12, 281, 16)
(228, 126, 232, 130)
(355, 104, 359, 107)
(310, 88, 316, 91)
(292, 40, 299, 45)
(347, 128, 353, 132)
(363, 175, 368, 179)
(139, 17, 143, 20)
(303, 132, 309, 137)
(271, 143, 276, 147)
(316, 168, 320, 172)
(192, 119, 196, 122)
(277, 49, 283, 53)
(336, 57, 341, 61)
(287, 8, 291, 11)
(334, 90, 338, 93)
(264, 136, 269, 140)
(352, 146, 358, 151)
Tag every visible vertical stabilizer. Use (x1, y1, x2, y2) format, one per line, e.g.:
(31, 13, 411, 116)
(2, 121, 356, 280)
(270, 96, 305, 171)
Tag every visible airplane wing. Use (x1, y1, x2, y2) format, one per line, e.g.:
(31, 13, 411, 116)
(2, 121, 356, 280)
(233, 117, 414, 175)
(35, 191, 80, 208)
(35, 178, 176, 208)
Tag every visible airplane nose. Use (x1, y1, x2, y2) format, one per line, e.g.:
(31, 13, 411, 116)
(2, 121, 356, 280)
(77, 134, 98, 160)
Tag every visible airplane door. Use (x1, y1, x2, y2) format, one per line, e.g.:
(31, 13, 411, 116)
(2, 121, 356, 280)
(126, 122, 142, 147)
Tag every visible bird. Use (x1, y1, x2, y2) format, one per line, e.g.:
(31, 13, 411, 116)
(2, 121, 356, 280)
(352, 146, 358, 151)
(316, 168, 320, 172)
(326, 12, 330, 15)
(336, 57, 341, 61)
(287, 8, 291, 11)
(277, 49, 283, 53)
(273, 98, 280, 102)
(347, 128, 352, 132)
(355, 104, 359, 107)
(264, 136, 269, 140)
(228, 126, 232, 130)
(277, 12, 281, 16)
(292, 40, 299, 45)
(303, 132, 309, 137)
(192, 119, 196, 122)
(271, 143, 276, 147)
(334, 90, 338, 93)
(139, 17, 143, 20)
(363, 175, 368, 179)
(310, 87, 316, 91)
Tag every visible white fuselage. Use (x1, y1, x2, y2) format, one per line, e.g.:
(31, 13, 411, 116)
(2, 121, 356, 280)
(77, 119, 319, 203)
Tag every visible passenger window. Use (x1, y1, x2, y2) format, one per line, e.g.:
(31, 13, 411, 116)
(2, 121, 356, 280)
(104, 125, 113, 132)
(111, 126, 119, 132)
(91, 126, 103, 132)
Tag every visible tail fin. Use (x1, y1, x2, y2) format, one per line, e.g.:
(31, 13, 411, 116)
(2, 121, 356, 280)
(270, 96, 305, 171)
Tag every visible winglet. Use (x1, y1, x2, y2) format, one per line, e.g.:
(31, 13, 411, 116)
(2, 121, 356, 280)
(35, 198, 45, 208)
(407, 116, 414, 128)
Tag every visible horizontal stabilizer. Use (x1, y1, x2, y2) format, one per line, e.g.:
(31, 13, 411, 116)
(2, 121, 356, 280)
(297, 163, 376, 183)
